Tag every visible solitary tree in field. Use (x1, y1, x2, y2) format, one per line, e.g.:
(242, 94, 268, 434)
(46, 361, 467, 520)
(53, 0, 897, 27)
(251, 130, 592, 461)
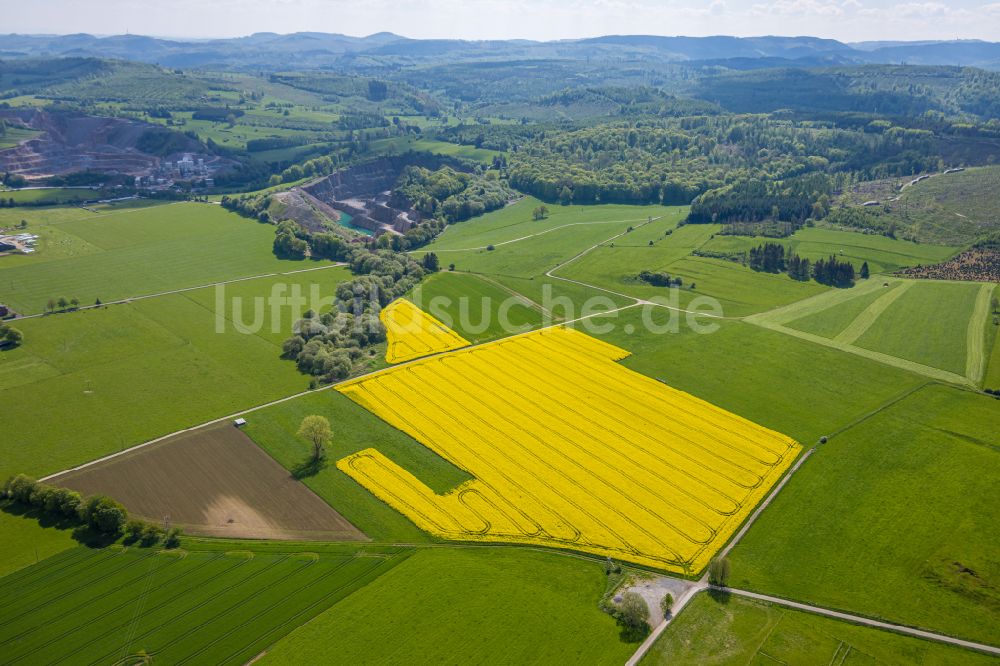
(70, 297, 79, 309)
(992, 296, 1000, 315)
(860, 261, 870, 279)
(297, 415, 332, 463)
(57, 297, 68, 311)
(708, 556, 731, 587)
(660, 593, 674, 617)
(617, 591, 650, 629)
(532, 205, 549, 221)
(46, 298, 56, 313)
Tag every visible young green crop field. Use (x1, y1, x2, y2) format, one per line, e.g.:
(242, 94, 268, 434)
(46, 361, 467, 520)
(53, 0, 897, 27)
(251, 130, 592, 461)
(0, 542, 408, 665)
(729, 384, 1000, 645)
(261, 548, 635, 665)
(0, 202, 338, 315)
(0, 268, 350, 480)
(0, 503, 77, 578)
(642, 593, 997, 665)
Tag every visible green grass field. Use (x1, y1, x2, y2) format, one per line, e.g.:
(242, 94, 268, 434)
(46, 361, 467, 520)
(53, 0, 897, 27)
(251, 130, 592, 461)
(408, 271, 544, 344)
(0, 503, 77, 578)
(0, 268, 350, 480)
(558, 221, 836, 317)
(0, 543, 408, 665)
(729, 384, 1000, 645)
(853, 281, 984, 375)
(787, 280, 904, 338)
(242, 389, 470, 543)
(591, 308, 926, 445)
(700, 227, 959, 274)
(1, 188, 97, 206)
(0, 202, 337, 314)
(643, 593, 997, 665)
(425, 197, 674, 252)
(262, 548, 635, 665)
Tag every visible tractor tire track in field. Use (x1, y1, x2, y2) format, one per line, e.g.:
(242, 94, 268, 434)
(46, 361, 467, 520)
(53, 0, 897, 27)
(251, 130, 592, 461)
(965, 283, 994, 384)
(832, 281, 913, 345)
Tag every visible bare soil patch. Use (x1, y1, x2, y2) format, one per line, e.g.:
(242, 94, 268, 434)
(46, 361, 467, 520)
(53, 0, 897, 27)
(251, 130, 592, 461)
(52, 423, 366, 541)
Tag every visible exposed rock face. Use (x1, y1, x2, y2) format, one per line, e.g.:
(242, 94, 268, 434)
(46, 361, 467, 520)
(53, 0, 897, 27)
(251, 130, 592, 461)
(303, 154, 457, 235)
(0, 108, 228, 180)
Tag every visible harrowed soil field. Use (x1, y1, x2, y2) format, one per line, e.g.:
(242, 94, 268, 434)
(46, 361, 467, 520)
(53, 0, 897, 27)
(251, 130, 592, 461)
(51, 423, 365, 541)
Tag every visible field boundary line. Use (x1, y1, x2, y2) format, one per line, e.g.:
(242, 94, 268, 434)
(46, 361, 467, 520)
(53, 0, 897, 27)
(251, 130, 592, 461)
(965, 283, 994, 383)
(709, 448, 814, 566)
(13, 263, 346, 320)
(720, 588, 1000, 656)
(832, 280, 913, 345)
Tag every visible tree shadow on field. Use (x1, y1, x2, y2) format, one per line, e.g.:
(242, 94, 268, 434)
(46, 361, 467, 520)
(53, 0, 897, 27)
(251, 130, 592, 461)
(708, 587, 732, 604)
(618, 621, 651, 644)
(1, 500, 115, 548)
(290, 455, 326, 480)
(72, 525, 119, 548)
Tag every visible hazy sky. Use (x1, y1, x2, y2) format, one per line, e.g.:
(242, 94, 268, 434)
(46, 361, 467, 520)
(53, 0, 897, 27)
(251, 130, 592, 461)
(8, 0, 1000, 42)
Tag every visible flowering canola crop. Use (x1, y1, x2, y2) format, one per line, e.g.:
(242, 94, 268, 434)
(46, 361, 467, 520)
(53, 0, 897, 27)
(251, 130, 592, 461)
(381, 298, 470, 364)
(338, 326, 800, 573)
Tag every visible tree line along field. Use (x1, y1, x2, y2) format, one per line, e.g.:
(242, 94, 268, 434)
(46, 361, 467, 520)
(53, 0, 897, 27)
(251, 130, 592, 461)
(642, 593, 998, 665)
(0, 542, 409, 665)
(0, 268, 351, 480)
(726, 384, 1000, 646)
(699, 226, 961, 275)
(0, 201, 339, 315)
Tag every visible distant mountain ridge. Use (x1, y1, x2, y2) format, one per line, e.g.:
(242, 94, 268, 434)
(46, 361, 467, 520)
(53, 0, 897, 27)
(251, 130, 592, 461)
(1, 32, 999, 70)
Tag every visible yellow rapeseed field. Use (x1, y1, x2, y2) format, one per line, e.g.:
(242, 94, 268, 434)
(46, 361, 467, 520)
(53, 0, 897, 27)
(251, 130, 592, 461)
(381, 298, 470, 364)
(338, 326, 800, 574)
